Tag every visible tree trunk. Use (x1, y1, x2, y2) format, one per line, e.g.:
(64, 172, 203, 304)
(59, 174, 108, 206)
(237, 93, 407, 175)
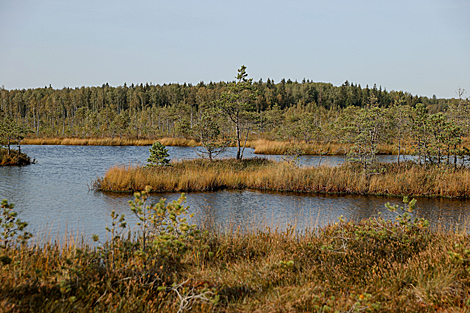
(236, 122, 241, 160)
(240, 127, 251, 160)
(397, 139, 401, 165)
(454, 144, 458, 169)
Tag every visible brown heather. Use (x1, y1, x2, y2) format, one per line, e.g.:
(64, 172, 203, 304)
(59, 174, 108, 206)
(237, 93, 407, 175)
(2, 218, 470, 312)
(95, 159, 470, 198)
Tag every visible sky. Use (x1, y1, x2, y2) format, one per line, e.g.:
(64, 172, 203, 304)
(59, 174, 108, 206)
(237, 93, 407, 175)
(1, 0, 469, 99)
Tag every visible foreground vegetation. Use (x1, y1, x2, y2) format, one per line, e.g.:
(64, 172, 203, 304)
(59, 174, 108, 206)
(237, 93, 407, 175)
(95, 158, 470, 198)
(2, 191, 470, 312)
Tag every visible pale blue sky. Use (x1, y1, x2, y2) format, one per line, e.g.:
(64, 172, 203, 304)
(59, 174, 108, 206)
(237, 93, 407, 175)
(1, 0, 469, 98)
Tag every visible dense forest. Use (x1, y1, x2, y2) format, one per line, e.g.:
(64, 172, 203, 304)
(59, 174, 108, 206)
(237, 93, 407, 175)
(0, 77, 457, 138)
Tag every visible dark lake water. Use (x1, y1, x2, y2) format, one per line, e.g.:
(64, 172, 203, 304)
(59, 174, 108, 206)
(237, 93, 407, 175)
(1, 145, 469, 243)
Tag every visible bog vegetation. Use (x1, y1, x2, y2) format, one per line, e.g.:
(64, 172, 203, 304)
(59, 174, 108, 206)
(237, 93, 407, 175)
(2, 191, 470, 312)
(92, 72, 470, 197)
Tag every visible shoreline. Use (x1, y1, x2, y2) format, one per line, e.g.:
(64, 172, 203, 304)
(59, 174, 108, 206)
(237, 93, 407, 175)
(22, 137, 401, 155)
(101, 186, 470, 200)
(22, 137, 197, 147)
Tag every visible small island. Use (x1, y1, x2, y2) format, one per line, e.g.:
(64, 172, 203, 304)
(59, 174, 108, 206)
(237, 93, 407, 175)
(0, 115, 33, 166)
(0, 148, 31, 166)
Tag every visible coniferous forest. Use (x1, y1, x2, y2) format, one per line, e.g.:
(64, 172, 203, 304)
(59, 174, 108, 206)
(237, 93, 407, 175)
(0, 76, 464, 140)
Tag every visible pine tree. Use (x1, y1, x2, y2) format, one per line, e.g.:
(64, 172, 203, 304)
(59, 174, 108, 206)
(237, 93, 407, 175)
(147, 142, 170, 166)
(215, 65, 257, 160)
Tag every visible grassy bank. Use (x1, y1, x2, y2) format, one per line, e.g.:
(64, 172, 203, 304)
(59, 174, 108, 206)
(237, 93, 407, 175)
(0, 148, 32, 166)
(250, 136, 470, 156)
(22, 137, 198, 147)
(2, 194, 470, 312)
(249, 139, 396, 155)
(94, 158, 470, 198)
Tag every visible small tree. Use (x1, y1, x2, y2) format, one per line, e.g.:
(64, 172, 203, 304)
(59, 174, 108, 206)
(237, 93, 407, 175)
(388, 101, 411, 164)
(147, 141, 170, 166)
(338, 97, 388, 172)
(0, 116, 16, 155)
(0, 116, 31, 155)
(192, 109, 230, 160)
(410, 103, 433, 166)
(174, 119, 191, 138)
(215, 65, 258, 160)
(1, 199, 33, 252)
(286, 112, 321, 144)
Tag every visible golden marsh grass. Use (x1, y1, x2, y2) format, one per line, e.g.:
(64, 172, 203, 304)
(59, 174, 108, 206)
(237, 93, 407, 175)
(248, 139, 396, 155)
(95, 159, 470, 198)
(22, 137, 198, 147)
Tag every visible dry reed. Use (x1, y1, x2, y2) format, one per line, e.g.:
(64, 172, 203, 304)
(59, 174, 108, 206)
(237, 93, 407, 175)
(249, 139, 396, 155)
(95, 159, 470, 198)
(22, 137, 198, 147)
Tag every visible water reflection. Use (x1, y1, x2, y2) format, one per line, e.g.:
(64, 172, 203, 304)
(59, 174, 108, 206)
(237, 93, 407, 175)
(0, 145, 469, 242)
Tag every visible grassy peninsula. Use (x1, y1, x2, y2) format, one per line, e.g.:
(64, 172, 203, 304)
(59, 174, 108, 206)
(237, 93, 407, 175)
(94, 158, 470, 198)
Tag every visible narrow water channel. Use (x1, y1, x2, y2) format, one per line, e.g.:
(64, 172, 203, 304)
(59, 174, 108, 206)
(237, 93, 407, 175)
(1, 145, 469, 243)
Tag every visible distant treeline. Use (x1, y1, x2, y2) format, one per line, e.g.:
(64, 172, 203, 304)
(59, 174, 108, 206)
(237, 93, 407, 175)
(0, 79, 455, 140)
